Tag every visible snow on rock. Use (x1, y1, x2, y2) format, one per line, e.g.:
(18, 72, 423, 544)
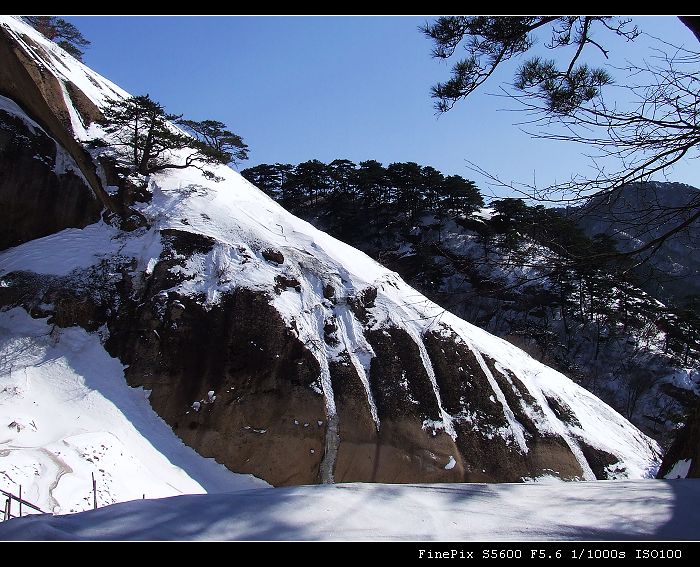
(0, 222, 162, 279)
(0, 308, 267, 515)
(1, 480, 699, 541)
(664, 459, 692, 480)
(0, 17, 129, 134)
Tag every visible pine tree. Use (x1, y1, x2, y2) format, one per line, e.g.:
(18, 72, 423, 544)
(355, 160, 388, 209)
(24, 16, 91, 60)
(420, 165, 445, 213)
(177, 119, 249, 166)
(387, 162, 423, 222)
(276, 164, 296, 207)
(100, 95, 188, 175)
(328, 159, 357, 197)
(98, 95, 248, 176)
(286, 160, 329, 207)
(327, 159, 359, 236)
(442, 175, 483, 215)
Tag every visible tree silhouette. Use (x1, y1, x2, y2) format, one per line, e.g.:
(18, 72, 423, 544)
(98, 95, 248, 176)
(177, 119, 249, 167)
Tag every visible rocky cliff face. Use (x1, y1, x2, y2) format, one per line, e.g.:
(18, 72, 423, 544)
(0, 22, 116, 225)
(658, 404, 700, 479)
(0, 16, 662, 487)
(0, 96, 102, 249)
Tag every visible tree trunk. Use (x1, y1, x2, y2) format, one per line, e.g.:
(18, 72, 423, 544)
(679, 16, 700, 42)
(138, 111, 157, 174)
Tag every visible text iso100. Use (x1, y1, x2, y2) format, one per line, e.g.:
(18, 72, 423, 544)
(636, 549, 682, 559)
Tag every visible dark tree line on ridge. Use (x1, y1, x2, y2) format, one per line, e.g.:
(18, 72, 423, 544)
(242, 159, 483, 241)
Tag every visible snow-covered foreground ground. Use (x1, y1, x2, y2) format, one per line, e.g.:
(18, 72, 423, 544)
(0, 308, 267, 515)
(1, 480, 698, 541)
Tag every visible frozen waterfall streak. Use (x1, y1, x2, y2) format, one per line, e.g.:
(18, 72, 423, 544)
(406, 328, 456, 440)
(59, 81, 87, 140)
(307, 306, 339, 484)
(506, 366, 597, 480)
(460, 338, 529, 453)
(335, 307, 379, 428)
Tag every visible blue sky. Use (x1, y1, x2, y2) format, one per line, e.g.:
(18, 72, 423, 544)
(67, 16, 698, 200)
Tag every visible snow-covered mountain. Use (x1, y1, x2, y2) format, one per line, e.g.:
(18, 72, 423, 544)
(0, 15, 662, 514)
(572, 181, 700, 304)
(257, 176, 699, 445)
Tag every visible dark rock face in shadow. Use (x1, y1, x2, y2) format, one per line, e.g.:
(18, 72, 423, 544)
(104, 231, 326, 486)
(658, 403, 700, 478)
(0, 109, 101, 250)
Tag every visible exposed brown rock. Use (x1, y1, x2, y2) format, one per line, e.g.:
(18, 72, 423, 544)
(261, 248, 284, 264)
(274, 275, 301, 293)
(107, 287, 327, 486)
(323, 283, 335, 300)
(544, 395, 582, 428)
(45, 289, 103, 331)
(348, 286, 377, 324)
(0, 27, 116, 213)
(331, 353, 464, 483)
(366, 327, 441, 422)
(330, 355, 380, 481)
(161, 228, 216, 256)
(0, 264, 119, 332)
(64, 80, 102, 126)
(483, 354, 584, 480)
(99, 231, 327, 486)
(0, 230, 625, 485)
(424, 330, 520, 481)
(576, 440, 624, 480)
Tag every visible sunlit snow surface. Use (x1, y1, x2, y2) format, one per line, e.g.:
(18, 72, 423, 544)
(2, 480, 699, 541)
(0, 308, 266, 515)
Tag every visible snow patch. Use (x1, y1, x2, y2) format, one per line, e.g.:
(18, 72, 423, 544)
(0, 308, 266, 515)
(665, 459, 692, 480)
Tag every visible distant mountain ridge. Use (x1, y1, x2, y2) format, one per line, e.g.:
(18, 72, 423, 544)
(571, 181, 700, 304)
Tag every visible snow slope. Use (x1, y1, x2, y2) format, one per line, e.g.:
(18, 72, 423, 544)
(0, 308, 266, 516)
(2, 480, 699, 541)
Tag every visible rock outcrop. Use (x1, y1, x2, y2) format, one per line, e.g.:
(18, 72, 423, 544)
(658, 403, 700, 478)
(0, 23, 114, 215)
(0, 100, 102, 249)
